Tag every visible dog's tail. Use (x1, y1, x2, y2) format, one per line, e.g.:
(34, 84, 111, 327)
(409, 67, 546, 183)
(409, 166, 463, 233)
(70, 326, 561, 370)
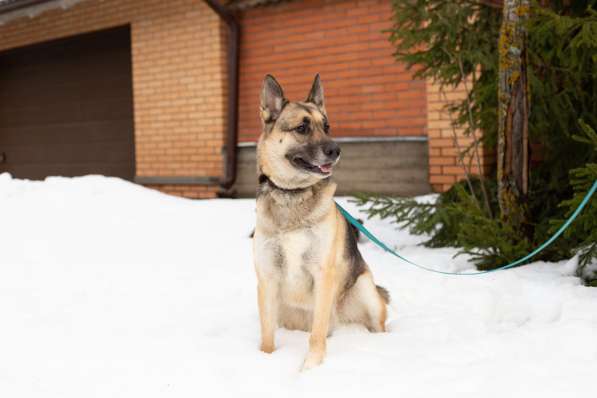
(376, 285, 390, 304)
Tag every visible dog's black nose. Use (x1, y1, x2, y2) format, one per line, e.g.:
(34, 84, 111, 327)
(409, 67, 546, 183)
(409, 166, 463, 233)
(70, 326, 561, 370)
(322, 142, 341, 160)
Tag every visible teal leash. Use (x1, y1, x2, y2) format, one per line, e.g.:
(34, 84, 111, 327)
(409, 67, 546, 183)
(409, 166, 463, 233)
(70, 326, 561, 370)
(336, 180, 597, 276)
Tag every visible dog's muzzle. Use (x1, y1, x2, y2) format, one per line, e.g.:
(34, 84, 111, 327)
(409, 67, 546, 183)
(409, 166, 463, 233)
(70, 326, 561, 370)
(288, 141, 341, 175)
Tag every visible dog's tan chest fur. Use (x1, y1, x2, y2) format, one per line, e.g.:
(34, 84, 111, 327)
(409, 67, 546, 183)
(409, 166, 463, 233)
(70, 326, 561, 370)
(254, 189, 335, 310)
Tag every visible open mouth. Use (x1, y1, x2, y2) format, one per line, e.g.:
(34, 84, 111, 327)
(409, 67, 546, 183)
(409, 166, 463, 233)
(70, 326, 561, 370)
(292, 157, 334, 175)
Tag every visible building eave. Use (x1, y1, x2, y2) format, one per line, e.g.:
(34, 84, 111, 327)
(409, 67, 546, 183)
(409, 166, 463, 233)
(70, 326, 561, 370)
(0, 0, 54, 14)
(226, 0, 293, 11)
(0, 0, 86, 25)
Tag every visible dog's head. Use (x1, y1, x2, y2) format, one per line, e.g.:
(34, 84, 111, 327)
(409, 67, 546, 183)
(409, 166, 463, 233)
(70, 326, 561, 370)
(257, 74, 341, 190)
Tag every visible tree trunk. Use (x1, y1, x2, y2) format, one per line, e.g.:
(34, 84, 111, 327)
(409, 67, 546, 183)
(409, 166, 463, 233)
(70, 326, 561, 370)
(497, 0, 530, 227)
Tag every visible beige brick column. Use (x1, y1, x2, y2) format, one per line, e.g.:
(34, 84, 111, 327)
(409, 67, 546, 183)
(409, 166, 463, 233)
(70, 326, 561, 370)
(426, 79, 492, 192)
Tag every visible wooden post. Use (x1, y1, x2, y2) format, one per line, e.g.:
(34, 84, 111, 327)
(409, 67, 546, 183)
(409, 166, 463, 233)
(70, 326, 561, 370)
(497, 0, 530, 226)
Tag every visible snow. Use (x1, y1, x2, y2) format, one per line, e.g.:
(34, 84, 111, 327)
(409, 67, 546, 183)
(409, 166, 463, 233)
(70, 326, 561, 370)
(1, 173, 596, 398)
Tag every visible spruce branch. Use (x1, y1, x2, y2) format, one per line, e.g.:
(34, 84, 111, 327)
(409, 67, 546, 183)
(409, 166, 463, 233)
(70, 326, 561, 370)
(456, 53, 494, 218)
(440, 88, 482, 210)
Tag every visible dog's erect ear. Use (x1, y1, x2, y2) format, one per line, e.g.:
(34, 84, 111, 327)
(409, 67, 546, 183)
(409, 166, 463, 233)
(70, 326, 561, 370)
(306, 74, 325, 110)
(260, 75, 286, 124)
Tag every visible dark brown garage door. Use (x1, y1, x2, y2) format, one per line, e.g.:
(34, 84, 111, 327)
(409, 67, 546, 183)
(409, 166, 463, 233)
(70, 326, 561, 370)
(0, 26, 135, 180)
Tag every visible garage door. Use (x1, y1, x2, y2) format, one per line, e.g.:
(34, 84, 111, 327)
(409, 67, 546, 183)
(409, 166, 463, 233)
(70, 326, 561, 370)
(0, 26, 135, 180)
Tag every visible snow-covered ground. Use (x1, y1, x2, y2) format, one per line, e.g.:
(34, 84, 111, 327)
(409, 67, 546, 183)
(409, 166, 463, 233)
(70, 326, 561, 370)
(1, 173, 595, 398)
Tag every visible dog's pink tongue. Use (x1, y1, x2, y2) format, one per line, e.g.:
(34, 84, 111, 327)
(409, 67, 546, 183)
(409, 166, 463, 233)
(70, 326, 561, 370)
(319, 163, 333, 173)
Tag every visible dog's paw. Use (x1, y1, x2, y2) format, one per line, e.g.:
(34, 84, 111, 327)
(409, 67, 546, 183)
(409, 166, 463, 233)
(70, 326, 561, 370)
(300, 351, 324, 371)
(260, 343, 275, 354)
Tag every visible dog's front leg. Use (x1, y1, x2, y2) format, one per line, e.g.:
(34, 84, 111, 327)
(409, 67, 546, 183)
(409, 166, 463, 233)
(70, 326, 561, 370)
(302, 259, 337, 371)
(257, 278, 278, 354)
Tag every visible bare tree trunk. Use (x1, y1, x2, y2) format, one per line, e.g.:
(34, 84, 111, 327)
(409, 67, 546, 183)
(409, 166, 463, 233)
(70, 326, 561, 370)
(497, 0, 530, 226)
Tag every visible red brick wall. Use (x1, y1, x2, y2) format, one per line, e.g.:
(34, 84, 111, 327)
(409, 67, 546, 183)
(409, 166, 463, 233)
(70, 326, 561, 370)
(1, 0, 482, 197)
(0, 0, 227, 198)
(426, 79, 493, 192)
(237, 0, 427, 142)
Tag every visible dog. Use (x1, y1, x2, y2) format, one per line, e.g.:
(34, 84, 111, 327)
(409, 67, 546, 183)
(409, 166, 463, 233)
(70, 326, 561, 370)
(252, 74, 389, 371)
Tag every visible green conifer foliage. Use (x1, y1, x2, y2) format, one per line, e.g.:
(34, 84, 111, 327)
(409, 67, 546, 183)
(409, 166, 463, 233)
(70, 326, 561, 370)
(554, 121, 597, 285)
(357, 1, 597, 272)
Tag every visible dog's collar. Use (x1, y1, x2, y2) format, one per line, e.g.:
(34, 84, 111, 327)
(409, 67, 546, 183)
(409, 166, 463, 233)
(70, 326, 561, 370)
(258, 174, 312, 194)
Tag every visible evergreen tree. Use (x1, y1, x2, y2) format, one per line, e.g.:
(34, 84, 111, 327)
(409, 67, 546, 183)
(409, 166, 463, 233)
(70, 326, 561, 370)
(357, 1, 597, 272)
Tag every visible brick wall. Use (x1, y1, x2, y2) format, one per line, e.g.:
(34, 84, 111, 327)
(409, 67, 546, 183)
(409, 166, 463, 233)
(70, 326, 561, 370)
(0, 0, 485, 198)
(426, 79, 493, 192)
(0, 0, 227, 198)
(237, 0, 427, 142)
(238, 0, 480, 193)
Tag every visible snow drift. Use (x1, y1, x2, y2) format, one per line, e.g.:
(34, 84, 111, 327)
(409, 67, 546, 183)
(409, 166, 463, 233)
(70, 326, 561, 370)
(0, 173, 595, 398)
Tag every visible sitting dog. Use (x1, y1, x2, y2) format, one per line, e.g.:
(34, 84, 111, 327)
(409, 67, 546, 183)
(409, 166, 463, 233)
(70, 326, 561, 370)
(252, 74, 389, 370)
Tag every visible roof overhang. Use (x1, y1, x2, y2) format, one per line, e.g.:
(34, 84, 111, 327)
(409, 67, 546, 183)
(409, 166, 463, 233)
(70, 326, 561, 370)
(226, 0, 292, 11)
(0, 0, 53, 13)
(0, 0, 289, 26)
(0, 0, 86, 25)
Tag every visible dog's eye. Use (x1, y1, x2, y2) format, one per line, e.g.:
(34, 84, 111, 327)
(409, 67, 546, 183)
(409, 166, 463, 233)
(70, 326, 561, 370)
(323, 122, 330, 134)
(295, 124, 308, 134)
